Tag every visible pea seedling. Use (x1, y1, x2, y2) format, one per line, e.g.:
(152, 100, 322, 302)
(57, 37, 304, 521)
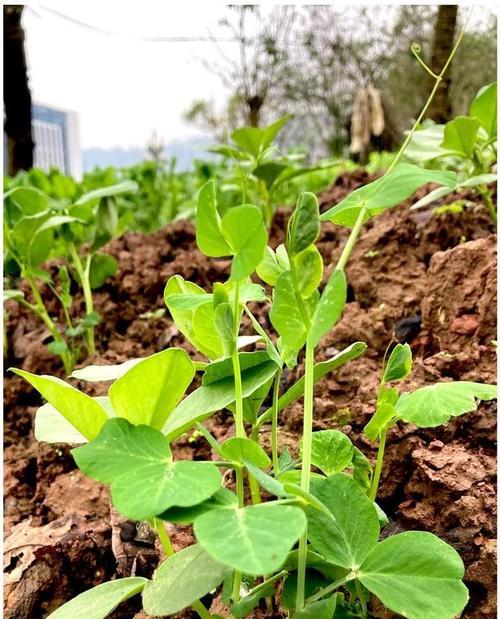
(4, 181, 137, 371)
(13, 17, 497, 619)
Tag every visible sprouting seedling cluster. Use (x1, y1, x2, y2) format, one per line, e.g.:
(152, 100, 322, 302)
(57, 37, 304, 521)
(11, 19, 497, 619)
(3, 181, 137, 372)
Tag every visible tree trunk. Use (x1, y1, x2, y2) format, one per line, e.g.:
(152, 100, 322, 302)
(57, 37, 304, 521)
(4, 5, 33, 175)
(427, 5, 458, 123)
(246, 95, 263, 127)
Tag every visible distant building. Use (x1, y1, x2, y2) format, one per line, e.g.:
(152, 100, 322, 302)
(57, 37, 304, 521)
(31, 103, 83, 178)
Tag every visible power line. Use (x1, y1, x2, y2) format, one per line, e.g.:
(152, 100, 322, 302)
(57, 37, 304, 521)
(32, 4, 242, 42)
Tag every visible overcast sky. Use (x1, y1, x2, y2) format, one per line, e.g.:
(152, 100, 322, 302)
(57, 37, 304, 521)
(23, 2, 241, 149)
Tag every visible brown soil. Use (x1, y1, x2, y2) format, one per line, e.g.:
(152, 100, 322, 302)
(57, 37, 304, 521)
(3, 172, 497, 618)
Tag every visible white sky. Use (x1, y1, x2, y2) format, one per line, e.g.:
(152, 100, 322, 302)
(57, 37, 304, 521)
(23, 1, 240, 148)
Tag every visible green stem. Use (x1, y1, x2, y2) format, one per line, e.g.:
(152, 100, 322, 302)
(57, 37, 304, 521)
(271, 370, 282, 476)
(231, 280, 245, 601)
(69, 244, 96, 355)
(152, 519, 212, 619)
(478, 186, 497, 224)
(369, 427, 387, 501)
(336, 206, 367, 271)
(295, 341, 315, 611)
(307, 575, 353, 604)
(27, 276, 74, 374)
(355, 579, 368, 617)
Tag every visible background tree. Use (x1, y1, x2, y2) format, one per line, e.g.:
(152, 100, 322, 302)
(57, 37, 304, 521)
(4, 5, 34, 175)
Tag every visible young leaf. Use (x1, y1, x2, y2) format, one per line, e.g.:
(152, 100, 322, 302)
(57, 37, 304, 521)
(74, 181, 138, 206)
(307, 269, 347, 347)
(214, 302, 235, 356)
(109, 348, 195, 429)
(163, 354, 278, 440)
(142, 544, 231, 616)
(309, 430, 354, 476)
(294, 245, 323, 298)
(220, 437, 271, 468)
(382, 343, 412, 382)
(287, 192, 320, 256)
(256, 246, 285, 286)
(89, 252, 118, 289)
(307, 474, 379, 570)
(196, 180, 231, 257)
(48, 577, 147, 619)
(363, 403, 397, 441)
(359, 531, 468, 619)
(320, 164, 457, 227)
(194, 503, 306, 575)
(10, 369, 107, 441)
(395, 381, 497, 427)
(470, 82, 497, 137)
(221, 204, 267, 281)
(441, 116, 480, 158)
(231, 126, 265, 158)
(72, 418, 221, 521)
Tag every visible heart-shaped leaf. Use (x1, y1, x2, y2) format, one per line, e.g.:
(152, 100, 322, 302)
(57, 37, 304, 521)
(309, 430, 354, 476)
(221, 437, 271, 468)
(195, 503, 306, 575)
(395, 381, 497, 427)
(359, 531, 468, 619)
(72, 418, 221, 520)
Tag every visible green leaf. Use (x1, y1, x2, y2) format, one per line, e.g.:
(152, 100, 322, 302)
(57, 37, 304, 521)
(142, 544, 231, 616)
(275, 342, 367, 414)
(35, 402, 88, 444)
(262, 114, 292, 149)
(383, 343, 412, 382)
(253, 162, 289, 188)
(48, 577, 147, 619)
(208, 144, 248, 160)
(163, 353, 278, 440)
(281, 570, 330, 609)
(213, 302, 235, 357)
(441, 116, 480, 158)
(194, 502, 306, 575)
(364, 403, 397, 441)
(320, 164, 457, 227)
(10, 369, 107, 441)
(34, 215, 86, 237)
(164, 275, 219, 359)
(256, 246, 286, 286)
(295, 595, 337, 619)
(359, 531, 468, 619)
(192, 303, 224, 359)
(74, 181, 138, 206)
(6, 186, 49, 216)
(470, 82, 497, 137)
(307, 474, 379, 569)
(109, 348, 194, 429)
(92, 197, 118, 250)
(202, 351, 271, 385)
(89, 253, 118, 289)
(231, 127, 265, 158)
(196, 180, 231, 257)
(352, 447, 372, 492)
(270, 271, 317, 367)
(294, 245, 323, 298)
(221, 437, 271, 467)
(308, 269, 347, 347)
(72, 418, 221, 521)
(158, 488, 237, 524)
(287, 192, 320, 256)
(309, 430, 354, 476)
(3, 289, 24, 302)
(231, 581, 276, 618)
(221, 204, 267, 281)
(395, 381, 497, 427)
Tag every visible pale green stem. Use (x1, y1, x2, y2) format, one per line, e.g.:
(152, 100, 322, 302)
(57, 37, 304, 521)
(295, 342, 315, 611)
(355, 579, 368, 617)
(271, 370, 282, 476)
(231, 280, 245, 601)
(68, 243, 96, 354)
(336, 206, 367, 271)
(152, 519, 212, 619)
(307, 575, 353, 604)
(369, 427, 387, 501)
